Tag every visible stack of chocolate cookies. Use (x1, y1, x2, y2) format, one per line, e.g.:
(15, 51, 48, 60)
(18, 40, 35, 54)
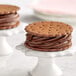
(0, 5, 20, 30)
(25, 21, 73, 52)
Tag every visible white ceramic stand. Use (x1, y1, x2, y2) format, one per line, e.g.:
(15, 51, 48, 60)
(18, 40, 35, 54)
(0, 22, 26, 56)
(0, 37, 13, 55)
(31, 57, 62, 76)
(16, 43, 76, 76)
(0, 55, 11, 68)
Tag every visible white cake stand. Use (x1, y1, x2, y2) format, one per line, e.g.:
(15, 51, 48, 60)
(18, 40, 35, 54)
(16, 42, 76, 76)
(0, 22, 26, 56)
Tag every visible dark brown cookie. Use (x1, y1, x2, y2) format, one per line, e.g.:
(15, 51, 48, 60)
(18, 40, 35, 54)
(26, 34, 71, 48)
(25, 21, 73, 37)
(0, 13, 19, 24)
(0, 21, 20, 30)
(25, 41, 72, 52)
(25, 33, 72, 52)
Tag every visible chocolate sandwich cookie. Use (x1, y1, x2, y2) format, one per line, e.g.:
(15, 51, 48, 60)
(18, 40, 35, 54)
(25, 21, 73, 52)
(0, 5, 20, 30)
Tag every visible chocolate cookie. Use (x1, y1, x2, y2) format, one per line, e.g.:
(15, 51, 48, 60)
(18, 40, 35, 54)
(26, 21, 73, 37)
(0, 4, 20, 30)
(0, 5, 19, 15)
(0, 21, 19, 30)
(25, 21, 73, 52)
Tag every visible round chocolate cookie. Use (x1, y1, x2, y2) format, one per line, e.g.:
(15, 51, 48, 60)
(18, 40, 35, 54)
(0, 4, 20, 30)
(26, 21, 73, 37)
(0, 21, 19, 30)
(25, 21, 73, 52)
(0, 5, 20, 15)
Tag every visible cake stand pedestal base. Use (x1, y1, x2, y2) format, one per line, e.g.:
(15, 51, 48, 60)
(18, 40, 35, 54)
(0, 22, 26, 56)
(0, 37, 13, 56)
(31, 57, 62, 76)
(16, 43, 76, 76)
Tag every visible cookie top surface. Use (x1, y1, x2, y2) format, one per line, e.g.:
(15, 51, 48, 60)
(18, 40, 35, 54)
(0, 4, 20, 15)
(25, 21, 73, 37)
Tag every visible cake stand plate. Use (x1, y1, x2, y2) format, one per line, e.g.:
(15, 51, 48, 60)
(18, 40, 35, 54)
(0, 22, 27, 56)
(16, 43, 76, 76)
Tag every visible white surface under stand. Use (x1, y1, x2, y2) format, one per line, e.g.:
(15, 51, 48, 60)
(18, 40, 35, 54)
(0, 22, 26, 56)
(16, 43, 76, 76)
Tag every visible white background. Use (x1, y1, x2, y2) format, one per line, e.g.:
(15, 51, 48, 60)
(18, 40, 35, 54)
(0, 0, 76, 76)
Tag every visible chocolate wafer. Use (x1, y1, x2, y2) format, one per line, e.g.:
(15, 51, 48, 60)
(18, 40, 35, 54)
(0, 4, 20, 30)
(25, 21, 73, 52)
